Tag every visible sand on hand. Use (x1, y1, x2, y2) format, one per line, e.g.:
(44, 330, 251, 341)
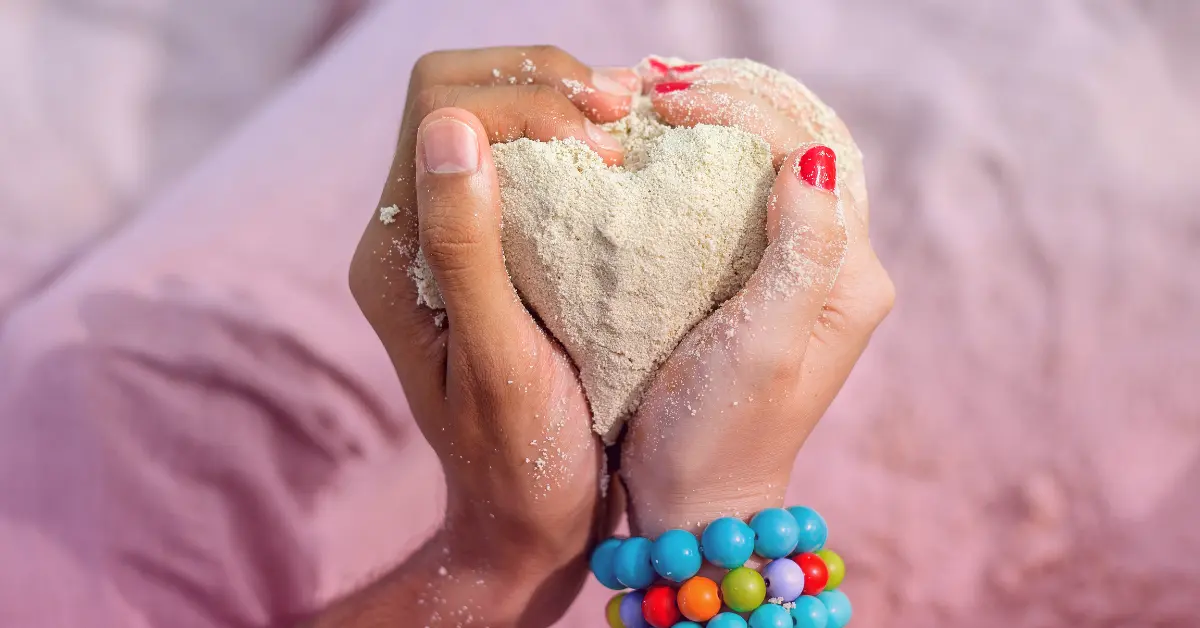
(410, 58, 862, 442)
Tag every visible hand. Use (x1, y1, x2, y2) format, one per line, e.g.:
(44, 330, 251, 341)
(340, 47, 639, 627)
(620, 62, 895, 536)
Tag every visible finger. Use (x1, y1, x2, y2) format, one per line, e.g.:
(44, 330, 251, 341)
(650, 82, 811, 169)
(413, 108, 538, 367)
(436, 85, 627, 163)
(702, 145, 848, 369)
(412, 46, 635, 123)
(644, 58, 846, 148)
(654, 59, 822, 123)
(647, 60, 870, 215)
(594, 66, 642, 93)
(354, 84, 627, 395)
(793, 185, 894, 407)
(635, 56, 704, 91)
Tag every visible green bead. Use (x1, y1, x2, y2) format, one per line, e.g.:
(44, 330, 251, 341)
(606, 593, 626, 628)
(814, 550, 845, 590)
(721, 566, 766, 613)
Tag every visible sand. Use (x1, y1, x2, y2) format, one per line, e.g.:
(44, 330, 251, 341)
(411, 58, 861, 442)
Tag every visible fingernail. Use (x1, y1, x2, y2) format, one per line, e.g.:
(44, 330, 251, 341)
(671, 63, 702, 73)
(585, 120, 623, 153)
(594, 67, 640, 94)
(797, 145, 837, 191)
(592, 71, 632, 97)
(647, 58, 671, 74)
(422, 118, 479, 174)
(654, 81, 692, 94)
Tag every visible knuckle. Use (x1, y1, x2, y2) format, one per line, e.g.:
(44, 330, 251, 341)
(871, 267, 897, 321)
(411, 51, 449, 86)
(823, 265, 896, 337)
(348, 259, 370, 311)
(520, 83, 565, 108)
(525, 45, 572, 70)
(419, 217, 482, 272)
(413, 85, 459, 119)
(517, 85, 579, 133)
(348, 238, 388, 318)
(787, 210, 848, 264)
(816, 302, 857, 337)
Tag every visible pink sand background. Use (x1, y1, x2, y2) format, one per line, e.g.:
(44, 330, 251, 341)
(1, 0, 1197, 626)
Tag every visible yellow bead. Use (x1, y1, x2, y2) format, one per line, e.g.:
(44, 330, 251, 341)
(815, 549, 845, 590)
(606, 592, 626, 628)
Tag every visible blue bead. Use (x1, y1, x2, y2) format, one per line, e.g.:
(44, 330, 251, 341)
(701, 517, 755, 568)
(762, 557, 806, 602)
(651, 529, 702, 582)
(817, 590, 852, 628)
(791, 595, 830, 628)
(749, 603, 794, 628)
(750, 508, 800, 558)
(671, 623, 703, 628)
(787, 506, 829, 554)
(619, 590, 650, 628)
(591, 538, 626, 590)
(707, 612, 750, 628)
(613, 536, 656, 590)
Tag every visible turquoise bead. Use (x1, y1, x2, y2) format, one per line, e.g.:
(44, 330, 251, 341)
(613, 536, 656, 590)
(671, 623, 703, 628)
(591, 538, 626, 590)
(750, 508, 800, 558)
(787, 506, 828, 554)
(707, 612, 749, 628)
(817, 591, 852, 628)
(749, 604, 794, 628)
(791, 595, 829, 628)
(701, 517, 755, 568)
(651, 529, 702, 582)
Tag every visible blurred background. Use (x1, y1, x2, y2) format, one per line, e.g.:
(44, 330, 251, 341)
(1, 0, 1197, 626)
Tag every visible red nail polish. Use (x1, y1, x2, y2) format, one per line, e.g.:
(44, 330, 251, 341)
(654, 81, 692, 94)
(647, 58, 671, 74)
(671, 63, 702, 73)
(798, 145, 837, 191)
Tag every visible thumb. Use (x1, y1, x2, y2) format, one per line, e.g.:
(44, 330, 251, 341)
(415, 108, 529, 359)
(726, 145, 848, 359)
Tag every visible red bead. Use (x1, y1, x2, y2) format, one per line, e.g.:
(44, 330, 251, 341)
(642, 584, 681, 628)
(793, 552, 830, 595)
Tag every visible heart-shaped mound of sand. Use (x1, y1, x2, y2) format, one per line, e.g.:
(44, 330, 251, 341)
(413, 58, 862, 442)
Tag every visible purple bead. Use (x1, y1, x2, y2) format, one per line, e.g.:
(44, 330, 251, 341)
(762, 558, 806, 602)
(619, 590, 650, 628)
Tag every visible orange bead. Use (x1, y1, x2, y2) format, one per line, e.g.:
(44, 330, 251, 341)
(677, 576, 721, 622)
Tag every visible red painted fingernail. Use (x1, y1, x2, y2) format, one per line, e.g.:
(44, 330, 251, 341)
(647, 58, 671, 74)
(671, 63, 702, 73)
(654, 81, 692, 94)
(798, 145, 837, 191)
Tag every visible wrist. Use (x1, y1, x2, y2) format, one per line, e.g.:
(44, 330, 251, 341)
(624, 472, 790, 537)
(436, 502, 595, 624)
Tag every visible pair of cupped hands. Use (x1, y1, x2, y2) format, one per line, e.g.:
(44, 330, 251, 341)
(336, 47, 892, 627)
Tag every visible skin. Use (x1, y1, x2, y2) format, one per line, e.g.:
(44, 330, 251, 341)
(316, 47, 893, 627)
(623, 62, 895, 536)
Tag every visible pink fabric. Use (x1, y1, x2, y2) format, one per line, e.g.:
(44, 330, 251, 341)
(0, 0, 364, 315)
(1, 0, 1198, 626)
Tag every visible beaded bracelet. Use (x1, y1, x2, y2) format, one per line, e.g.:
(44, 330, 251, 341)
(590, 506, 852, 628)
